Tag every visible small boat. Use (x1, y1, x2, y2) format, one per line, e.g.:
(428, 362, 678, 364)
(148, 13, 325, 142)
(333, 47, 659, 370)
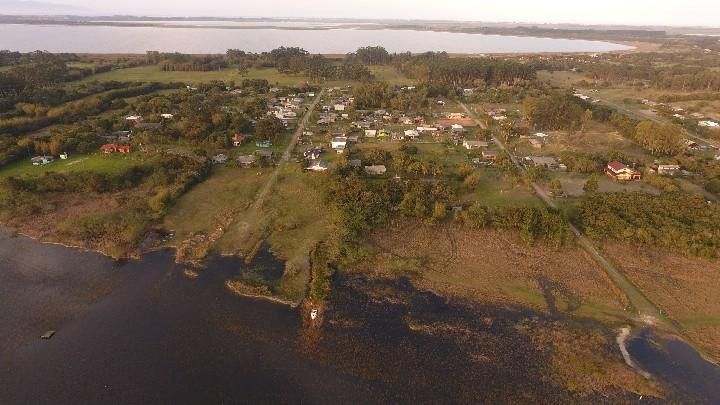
(310, 309, 318, 320)
(41, 330, 56, 340)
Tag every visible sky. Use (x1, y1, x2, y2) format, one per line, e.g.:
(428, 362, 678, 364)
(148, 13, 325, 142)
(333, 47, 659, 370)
(3, 0, 720, 27)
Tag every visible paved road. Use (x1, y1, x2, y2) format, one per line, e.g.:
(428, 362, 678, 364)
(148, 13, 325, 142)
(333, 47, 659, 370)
(459, 101, 673, 329)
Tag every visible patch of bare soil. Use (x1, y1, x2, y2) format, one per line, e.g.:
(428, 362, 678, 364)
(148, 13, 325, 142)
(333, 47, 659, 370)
(602, 243, 720, 361)
(359, 221, 628, 319)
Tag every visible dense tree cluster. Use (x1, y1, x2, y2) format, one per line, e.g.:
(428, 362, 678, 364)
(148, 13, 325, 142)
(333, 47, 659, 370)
(394, 52, 535, 87)
(579, 192, 720, 257)
(523, 92, 585, 130)
(459, 204, 569, 245)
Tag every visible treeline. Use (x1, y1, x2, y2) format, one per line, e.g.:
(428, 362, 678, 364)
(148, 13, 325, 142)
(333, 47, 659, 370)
(608, 113, 683, 155)
(394, 52, 536, 87)
(579, 192, 720, 258)
(146, 48, 375, 81)
(458, 204, 569, 246)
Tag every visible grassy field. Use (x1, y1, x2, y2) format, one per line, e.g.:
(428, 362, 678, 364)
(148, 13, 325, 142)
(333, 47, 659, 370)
(537, 70, 587, 88)
(163, 166, 270, 248)
(355, 222, 629, 322)
(0, 153, 143, 178)
(601, 243, 720, 361)
(460, 168, 543, 207)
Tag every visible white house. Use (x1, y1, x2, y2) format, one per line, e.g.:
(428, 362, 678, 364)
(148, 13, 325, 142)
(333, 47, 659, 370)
(126, 115, 143, 122)
(331, 137, 348, 151)
(417, 126, 439, 134)
(334, 104, 346, 112)
(657, 164, 681, 176)
(463, 140, 488, 150)
(404, 129, 420, 139)
(451, 124, 465, 133)
(161, 113, 174, 119)
(699, 120, 719, 128)
(364, 129, 377, 137)
(306, 160, 330, 172)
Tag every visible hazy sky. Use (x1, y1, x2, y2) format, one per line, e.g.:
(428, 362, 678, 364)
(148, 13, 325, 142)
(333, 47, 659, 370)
(6, 0, 720, 26)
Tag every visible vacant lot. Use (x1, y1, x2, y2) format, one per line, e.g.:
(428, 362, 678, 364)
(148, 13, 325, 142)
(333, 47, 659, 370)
(163, 166, 270, 252)
(602, 243, 720, 361)
(351, 221, 628, 322)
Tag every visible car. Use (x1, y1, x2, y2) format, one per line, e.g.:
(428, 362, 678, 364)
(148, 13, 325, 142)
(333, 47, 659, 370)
(41, 330, 56, 340)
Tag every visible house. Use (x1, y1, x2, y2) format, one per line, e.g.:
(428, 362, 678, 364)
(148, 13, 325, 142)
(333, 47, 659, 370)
(657, 164, 681, 176)
(364, 165, 387, 175)
(451, 124, 464, 133)
(605, 161, 641, 181)
(100, 144, 131, 154)
(212, 154, 228, 164)
(404, 129, 420, 139)
(238, 155, 257, 168)
(528, 138, 543, 149)
(463, 88, 474, 97)
(364, 129, 377, 138)
(306, 160, 330, 172)
(334, 104, 346, 112)
(447, 112, 466, 120)
(463, 140, 488, 150)
(161, 113, 174, 119)
(482, 150, 498, 161)
(331, 136, 348, 151)
(59, 152, 69, 160)
(232, 134, 246, 147)
(125, 115, 143, 123)
(255, 140, 272, 148)
(31, 156, 54, 166)
(492, 115, 508, 121)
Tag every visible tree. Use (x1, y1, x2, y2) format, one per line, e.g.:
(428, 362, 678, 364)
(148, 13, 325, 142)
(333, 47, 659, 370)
(549, 178, 563, 196)
(255, 116, 284, 143)
(634, 121, 682, 155)
(580, 109, 593, 132)
(583, 175, 600, 194)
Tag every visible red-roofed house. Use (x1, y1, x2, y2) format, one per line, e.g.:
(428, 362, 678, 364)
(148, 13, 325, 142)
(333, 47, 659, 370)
(100, 144, 131, 154)
(605, 161, 641, 181)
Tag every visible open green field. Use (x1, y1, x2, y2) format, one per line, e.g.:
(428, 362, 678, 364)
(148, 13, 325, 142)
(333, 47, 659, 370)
(368, 65, 416, 86)
(0, 66, 11, 73)
(0, 153, 143, 179)
(163, 166, 270, 244)
(460, 168, 543, 207)
(537, 70, 587, 88)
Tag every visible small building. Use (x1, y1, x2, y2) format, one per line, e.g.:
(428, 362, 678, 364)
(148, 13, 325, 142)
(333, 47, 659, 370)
(447, 112, 466, 120)
(255, 140, 272, 148)
(304, 147, 323, 160)
(451, 124, 465, 133)
(232, 134, 246, 147)
(463, 140, 488, 150)
(161, 113, 174, 119)
(331, 137, 348, 151)
(100, 144, 131, 154)
(364, 129, 377, 138)
(238, 155, 257, 168)
(364, 165, 387, 176)
(529, 156, 558, 168)
(605, 161, 641, 181)
(334, 104, 346, 112)
(699, 120, 719, 128)
(59, 152, 69, 160)
(31, 156, 54, 166)
(657, 164, 681, 176)
(404, 129, 420, 139)
(482, 150, 498, 161)
(125, 115, 143, 123)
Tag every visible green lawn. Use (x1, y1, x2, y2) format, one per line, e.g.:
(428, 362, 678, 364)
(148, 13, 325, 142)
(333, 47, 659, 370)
(460, 168, 543, 207)
(369, 65, 416, 86)
(0, 153, 143, 178)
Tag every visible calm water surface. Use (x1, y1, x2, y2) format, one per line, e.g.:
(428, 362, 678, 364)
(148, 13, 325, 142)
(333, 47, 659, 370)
(0, 24, 633, 54)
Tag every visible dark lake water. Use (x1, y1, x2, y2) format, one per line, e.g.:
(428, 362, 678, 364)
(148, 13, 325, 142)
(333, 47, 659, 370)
(1, 231, 717, 403)
(0, 23, 633, 54)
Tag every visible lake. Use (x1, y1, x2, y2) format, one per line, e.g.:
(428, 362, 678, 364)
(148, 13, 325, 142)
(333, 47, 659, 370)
(1, 231, 716, 403)
(0, 23, 633, 54)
